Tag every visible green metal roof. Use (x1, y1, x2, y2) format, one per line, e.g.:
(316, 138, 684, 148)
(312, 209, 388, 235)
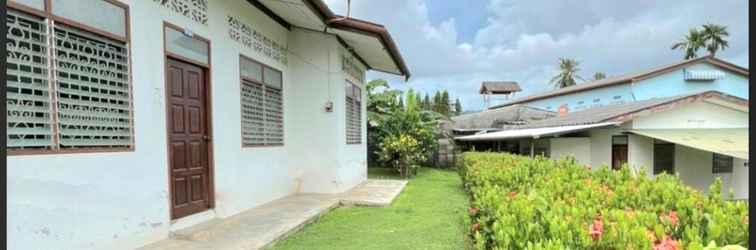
(629, 128, 748, 160)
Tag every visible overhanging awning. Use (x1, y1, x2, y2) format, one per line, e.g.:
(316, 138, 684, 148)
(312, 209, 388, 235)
(629, 128, 748, 160)
(455, 122, 619, 141)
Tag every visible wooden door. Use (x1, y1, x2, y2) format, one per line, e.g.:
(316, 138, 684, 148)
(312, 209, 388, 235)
(166, 58, 211, 219)
(612, 145, 628, 170)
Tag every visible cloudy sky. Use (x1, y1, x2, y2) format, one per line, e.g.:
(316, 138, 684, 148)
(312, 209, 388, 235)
(323, 0, 749, 112)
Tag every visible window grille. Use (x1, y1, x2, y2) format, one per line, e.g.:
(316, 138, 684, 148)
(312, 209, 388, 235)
(712, 153, 733, 174)
(54, 24, 131, 148)
(345, 81, 361, 144)
(6, 5, 133, 152)
(241, 81, 265, 146)
(6, 11, 53, 149)
(264, 87, 283, 145)
(240, 56, 283, 146)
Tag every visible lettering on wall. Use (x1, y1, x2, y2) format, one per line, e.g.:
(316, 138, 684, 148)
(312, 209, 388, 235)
(227, 15, 288, 65)
(341, 48, 365, 82)
(153, 0, 208, 25)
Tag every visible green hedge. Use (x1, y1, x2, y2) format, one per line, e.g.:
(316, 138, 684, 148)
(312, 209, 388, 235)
(459, 152, 748, 249)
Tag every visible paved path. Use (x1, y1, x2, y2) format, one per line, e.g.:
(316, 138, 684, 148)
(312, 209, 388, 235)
(140, 179, 408, 250)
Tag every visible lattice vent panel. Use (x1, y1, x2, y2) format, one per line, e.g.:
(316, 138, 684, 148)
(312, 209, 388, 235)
(154, 0, 208, 25)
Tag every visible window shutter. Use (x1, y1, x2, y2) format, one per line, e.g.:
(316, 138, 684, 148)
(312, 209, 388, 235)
(241, 81, 265, 146)
(264, 87, 283, 145)
(345, 81, 361, 144)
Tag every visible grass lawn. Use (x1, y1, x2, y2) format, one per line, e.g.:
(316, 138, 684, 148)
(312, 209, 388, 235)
(270, 167, 471, 250)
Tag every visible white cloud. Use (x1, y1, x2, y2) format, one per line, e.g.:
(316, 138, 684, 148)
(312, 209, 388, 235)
(326, 0, 749, 111)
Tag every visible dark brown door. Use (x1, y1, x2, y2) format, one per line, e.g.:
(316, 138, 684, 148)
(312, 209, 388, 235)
(166, 58, 211, 219)
(612, 145, 628, 170)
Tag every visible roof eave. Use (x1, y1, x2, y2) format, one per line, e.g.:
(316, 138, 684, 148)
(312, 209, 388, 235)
(301, 0, 411, 80)
(327, 16, 411, 80)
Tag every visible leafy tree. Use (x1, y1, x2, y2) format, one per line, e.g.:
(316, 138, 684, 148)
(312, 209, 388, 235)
(415, 92, 423, 110)
(423, 94, 431, 110)
(593, 72, 607, 80)
(367, 80, 447, 176)
(700, 24, 729, 56)
(454, 98, 463, 116)
(366, 79, 401, 119)
(433, 91, 442, 113)
(671, 28, 705, 59)
(441, 90, 450, 116)
(550, 58, 584, 89)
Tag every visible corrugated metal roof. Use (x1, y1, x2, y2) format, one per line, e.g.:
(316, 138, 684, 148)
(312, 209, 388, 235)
(480, 81, 522, 94)
(448, 105, 556, 131)
(518, 96, 682, 128)
(630, 129, 748, 160)
(490, 56, 749, 109)
(502, 91, 747, 129)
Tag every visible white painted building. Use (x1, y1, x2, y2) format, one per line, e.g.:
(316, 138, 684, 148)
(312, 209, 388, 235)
(457, 91, 749, 200)
(5, 0, 409, 249)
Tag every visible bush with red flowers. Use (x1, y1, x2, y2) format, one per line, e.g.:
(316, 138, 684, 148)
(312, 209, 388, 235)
(459, 152, 748, 249)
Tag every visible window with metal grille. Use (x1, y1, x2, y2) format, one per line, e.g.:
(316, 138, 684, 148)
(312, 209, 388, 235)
(345, 81, 361, 144)
(6, 1, 132, 153)
(712, 153, 733, 174)
(240, 55, 283, 146)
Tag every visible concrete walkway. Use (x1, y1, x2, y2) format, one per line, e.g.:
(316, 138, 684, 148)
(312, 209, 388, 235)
(140, 179, 408, 250)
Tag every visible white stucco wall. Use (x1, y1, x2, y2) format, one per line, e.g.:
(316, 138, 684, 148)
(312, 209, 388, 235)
(286, 28, 367, 194)
(675, 145, 748, 200)
(7, 1, 368, 249)
(583, 127, 747, 199)
(549, 137, 591, 166)
(586, 127, 627, 169)
(674, 143, 747, 200)
(674, 145, 720, 195)
(628, 134, 654, 177)
(732, 158, 749, 200)
(632, 101, 748, 129)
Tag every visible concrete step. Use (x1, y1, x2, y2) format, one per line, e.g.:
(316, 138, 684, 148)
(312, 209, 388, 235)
(140, 179, 408, 250)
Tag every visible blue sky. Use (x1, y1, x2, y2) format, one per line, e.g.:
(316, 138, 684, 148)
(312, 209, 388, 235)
(324, 0, 749, 112)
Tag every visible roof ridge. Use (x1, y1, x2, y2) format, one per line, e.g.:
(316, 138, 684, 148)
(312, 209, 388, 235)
(490, 56, 748, 109)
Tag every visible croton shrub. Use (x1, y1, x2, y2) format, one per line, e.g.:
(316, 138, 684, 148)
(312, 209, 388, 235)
(459, 152, 748, 250)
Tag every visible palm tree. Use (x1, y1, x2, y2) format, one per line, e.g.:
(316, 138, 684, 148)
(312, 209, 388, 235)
(593, 72, 607, 80)
(700, 24, 729, 57)
(550, 58, 584, 89)
(671, 29, 705, 59)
